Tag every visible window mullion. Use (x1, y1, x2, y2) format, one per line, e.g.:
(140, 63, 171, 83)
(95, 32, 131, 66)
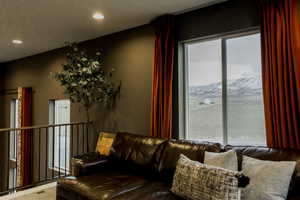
(184, 44, 189, 140)
(221, 39, 228, 145)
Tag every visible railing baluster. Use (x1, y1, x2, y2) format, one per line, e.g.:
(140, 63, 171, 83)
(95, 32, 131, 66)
(12, 130, 15, 190)
(12, 159, 15, 191)
(7, 131, 10, 191)
(31, 128, 34, 184)
(38, 128, 41, 182)
(52, 126, 55, 179)
(59, 126, 61, 178)
(82, 124, 84, 154)
(65, 125, 67, 176)
(70, 124, 73, 158)
(15, 130, 18, 190)
(46, 127, 48, 181)
(77, 124, 79, 156)
(70, 124, 73, 174)
(13, 129, 16, 190)
(86, 124, 89, 153)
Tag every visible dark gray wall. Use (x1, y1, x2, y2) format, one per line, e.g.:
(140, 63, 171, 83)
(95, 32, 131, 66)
(0, 66, 4, 128)
(1, 25, 155, 133)
(175, 0, 259, 42)
(0, 24, 155, 190)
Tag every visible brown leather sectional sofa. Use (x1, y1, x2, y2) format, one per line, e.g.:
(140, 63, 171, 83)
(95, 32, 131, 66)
(57, 132, 300, 200)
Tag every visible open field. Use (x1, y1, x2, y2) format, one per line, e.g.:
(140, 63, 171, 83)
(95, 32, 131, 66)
(188, 95, 266, 145)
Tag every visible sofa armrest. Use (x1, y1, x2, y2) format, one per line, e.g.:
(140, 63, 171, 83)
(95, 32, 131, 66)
(71, 152, 108, 177)
(288, 195, 300, 200)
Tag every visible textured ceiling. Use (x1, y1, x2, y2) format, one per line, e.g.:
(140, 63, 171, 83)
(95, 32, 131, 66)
(0, 0, 226, 63)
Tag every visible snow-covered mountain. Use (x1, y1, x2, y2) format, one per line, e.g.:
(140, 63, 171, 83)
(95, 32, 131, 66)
(189, 75, 262, 98)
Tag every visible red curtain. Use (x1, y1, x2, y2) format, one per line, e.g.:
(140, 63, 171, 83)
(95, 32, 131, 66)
(258, 0, 300, 149)
(18, 87, 33, 186)
(150, 15, 175, 139)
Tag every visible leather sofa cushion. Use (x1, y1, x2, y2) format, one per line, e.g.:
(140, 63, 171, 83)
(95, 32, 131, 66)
(58, 170, 148, 200)
(225, 146, 300, 196)
(158, 139, 222, 182)
(57, 170, 182, 200)
(110, 132, 167, 170)
(112, 182, 183, 200)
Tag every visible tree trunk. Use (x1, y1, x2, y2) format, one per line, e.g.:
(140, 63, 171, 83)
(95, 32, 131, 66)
(85, 107, 90, 123)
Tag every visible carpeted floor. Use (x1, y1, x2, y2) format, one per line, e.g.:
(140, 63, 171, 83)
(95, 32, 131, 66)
(0, 182, 56, 200)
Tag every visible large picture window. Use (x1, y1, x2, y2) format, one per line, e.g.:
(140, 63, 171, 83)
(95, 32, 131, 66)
(180, 31, 266, 145)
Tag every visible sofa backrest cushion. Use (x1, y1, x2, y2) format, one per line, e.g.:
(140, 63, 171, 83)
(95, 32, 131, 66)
(225, 145, 300, 196)
(110, 132, 167, 175)
(158, 139, 222, 182)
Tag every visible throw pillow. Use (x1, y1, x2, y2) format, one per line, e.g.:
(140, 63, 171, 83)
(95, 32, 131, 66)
(204, 150, 238, 171)
(171, 154, 248, 200)
(242, 156, 296, 200)
(95, 132, 116, 156)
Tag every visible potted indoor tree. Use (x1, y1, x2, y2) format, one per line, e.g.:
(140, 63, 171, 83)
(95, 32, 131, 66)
(53, 43, 120, 123)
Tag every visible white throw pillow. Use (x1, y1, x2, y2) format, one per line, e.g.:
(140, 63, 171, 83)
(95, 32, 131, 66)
(204, 150, 238, 171)
(242, 156, 296, 200)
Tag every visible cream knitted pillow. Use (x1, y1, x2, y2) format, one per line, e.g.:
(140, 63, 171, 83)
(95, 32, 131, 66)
(171, 154, 247, 200)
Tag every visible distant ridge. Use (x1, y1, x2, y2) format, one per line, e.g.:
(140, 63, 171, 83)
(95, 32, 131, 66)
(189, 75, 263, 98)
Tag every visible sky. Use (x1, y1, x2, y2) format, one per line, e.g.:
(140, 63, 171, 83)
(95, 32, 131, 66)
(188, 33, 262, 86)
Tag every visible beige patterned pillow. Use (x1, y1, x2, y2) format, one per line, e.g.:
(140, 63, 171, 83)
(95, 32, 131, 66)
(171, 154, 243, 200)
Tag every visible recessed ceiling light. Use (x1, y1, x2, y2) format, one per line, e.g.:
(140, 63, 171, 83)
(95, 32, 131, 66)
(93, 13, 104, 20)
(12, 39, 23, 44)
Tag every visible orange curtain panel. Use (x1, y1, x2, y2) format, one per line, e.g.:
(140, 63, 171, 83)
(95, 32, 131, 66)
(258, 0, 300, 149)
(17, 87, 33, 186)
(150, 15, 175, 139)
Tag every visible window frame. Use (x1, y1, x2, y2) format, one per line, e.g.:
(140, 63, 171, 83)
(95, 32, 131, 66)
(10, 99, 19, 160)
(48, 99, 71, 173)
(178, 27, 263, 145)
(9, 99, 19, 189)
